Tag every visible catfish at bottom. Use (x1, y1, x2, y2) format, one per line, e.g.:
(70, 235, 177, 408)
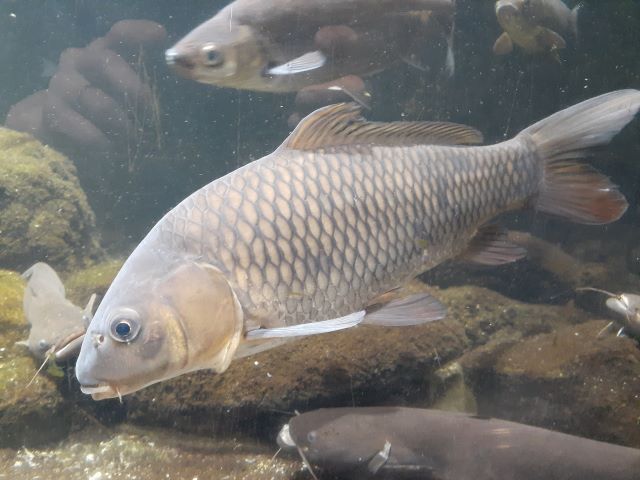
(278, 407, 640, 479)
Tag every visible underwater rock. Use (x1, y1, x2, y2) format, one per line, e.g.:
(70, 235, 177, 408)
(0, 270, 28, 346)
(0, 268, 70, 448)
(461, 320, 640, 448)
(0, 127, 102, 271)
(63, 258, 123, 307)
(0, 424, 300, 480)
(124, 283, 582, 438)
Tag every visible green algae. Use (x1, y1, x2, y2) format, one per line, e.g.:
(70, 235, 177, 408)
(0, 353, 70, 448)
(0, 127, 103, 271)
(64, 258, 123, 306)
(0, 425, 301, 480)
(0, 266, 69, 447)
(0, 270, 25, 329)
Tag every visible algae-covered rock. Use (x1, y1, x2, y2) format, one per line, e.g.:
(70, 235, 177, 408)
(0, 127, 102, 271)
(0, 270, 27, 346)
(461, 321, 640, 448)
(0, 267, 70, 447)
(0, 425, 301, 480)
(125, 283, 582, 438)
(64, 258, 123, 306)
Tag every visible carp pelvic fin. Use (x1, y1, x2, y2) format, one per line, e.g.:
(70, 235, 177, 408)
(364, 291, 446, 326)
(245, 311, 365, 339)
(462, 224, 527, 265)
(283, 103, 483, 151)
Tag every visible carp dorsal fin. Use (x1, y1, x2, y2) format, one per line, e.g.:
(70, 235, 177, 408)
(282, 103, 483, 151)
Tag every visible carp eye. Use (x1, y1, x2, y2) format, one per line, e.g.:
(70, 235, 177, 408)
(109, 308, 141, 343)
(38, 339, 49, 349)
(202, 44, 224, 67)
(307, 431, 317, 443)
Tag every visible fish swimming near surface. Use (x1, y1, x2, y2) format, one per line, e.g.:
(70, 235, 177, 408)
(493, 0, 580, 57)
(19, 262, 95, 362)
(76, 89, 640, 400)
(165, 0, 457, 101)
(277, 407, 640, 479)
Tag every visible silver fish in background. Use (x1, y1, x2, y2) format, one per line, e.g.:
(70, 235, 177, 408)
(578, 287, 640, 339)
(165, 0, 456, 95)
(493, 0, 580, 56)
(277, 407, 640, 479)
(76, 90, 640, 400)
(19, 263, 95, 361)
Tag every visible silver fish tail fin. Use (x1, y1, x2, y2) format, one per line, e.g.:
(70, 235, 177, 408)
(520, 89, 640, 224)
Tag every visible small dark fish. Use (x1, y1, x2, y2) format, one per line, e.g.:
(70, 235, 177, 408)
(19, 262, 95, 362)
(278, 407, 640, 479)
(165, 0, 456, 95)
(493, 0, 580, 57)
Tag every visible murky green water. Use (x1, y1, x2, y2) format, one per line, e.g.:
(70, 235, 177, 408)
(0, 1, 639, 479)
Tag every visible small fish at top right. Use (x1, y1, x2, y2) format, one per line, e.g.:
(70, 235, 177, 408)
(493, 0, 580, 58)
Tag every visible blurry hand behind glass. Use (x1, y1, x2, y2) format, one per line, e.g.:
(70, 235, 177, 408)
(5, 20, 167, 176)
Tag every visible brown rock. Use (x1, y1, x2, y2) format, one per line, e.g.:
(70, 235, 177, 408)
(461, 320, 640, 448)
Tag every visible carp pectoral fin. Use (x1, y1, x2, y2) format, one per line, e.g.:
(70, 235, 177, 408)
(368, 440, 392, 474)
(283, 103, 482, 151)
(493, 32, 513, 55)
(462, 224, 527, 265)
(364, 292, 446, 326)
(245, 311, 365, 340)
(267, 50, 327, 76)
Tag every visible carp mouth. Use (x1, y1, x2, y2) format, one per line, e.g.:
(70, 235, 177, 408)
(80, 383, 121, 401)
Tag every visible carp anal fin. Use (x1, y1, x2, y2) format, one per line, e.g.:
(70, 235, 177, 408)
(268, 50, 327, 76)
(245, 311, 365, 339)
(462, 224, 527, 265)
(364, 291, 446, 326)
(283, 103, 483, 151)
(493, 32, 513, 55)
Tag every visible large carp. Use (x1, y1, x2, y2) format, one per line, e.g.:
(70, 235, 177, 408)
(77, 90, 640, 400)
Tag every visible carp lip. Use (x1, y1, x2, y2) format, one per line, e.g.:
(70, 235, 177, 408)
(80, 383, 118, 400)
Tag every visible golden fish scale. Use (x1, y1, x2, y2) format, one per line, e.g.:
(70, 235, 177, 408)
(158, 140, 540, 327)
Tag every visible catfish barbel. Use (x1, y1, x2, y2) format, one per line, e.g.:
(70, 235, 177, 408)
(77, 90, 640, 400)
